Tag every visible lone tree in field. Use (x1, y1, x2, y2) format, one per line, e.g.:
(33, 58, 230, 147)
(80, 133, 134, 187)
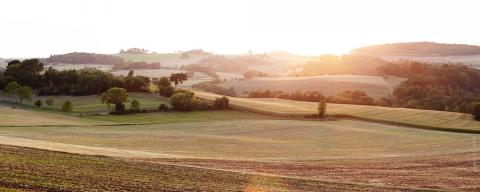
(62, 101, 73, 113)
(16, 86, 33, 104)
(101, 87, 129, 113)
(318, 100, 327, 118)
(169, 73, 188, 87)
(156, 77, 175, 97)
(46, 97, 54, 107)
(34, 99, 42, 108)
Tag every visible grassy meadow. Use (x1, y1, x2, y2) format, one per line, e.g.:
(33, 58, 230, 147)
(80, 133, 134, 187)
(0, 119, 475, 161)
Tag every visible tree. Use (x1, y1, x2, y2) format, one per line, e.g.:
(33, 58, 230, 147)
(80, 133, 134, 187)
(472, 103, 480, 121)
(156, 77, 175, 97)
(169, 73, 188, 87)
(35, 99, 42, 108)
(214, 97, 229, 109)
(62, 101, 73, 113)
(318, 100, 327, 118)
(130, 99, 140, 111)
(4, 59, 44, 88)
(46, 97, 54, 107)
(4, 82, 20, 98)
(101, 87, 128, 112)
(16, 86, 32, 104)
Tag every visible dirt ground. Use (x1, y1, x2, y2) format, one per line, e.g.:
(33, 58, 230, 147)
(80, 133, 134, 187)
(147, 153, 480, 192)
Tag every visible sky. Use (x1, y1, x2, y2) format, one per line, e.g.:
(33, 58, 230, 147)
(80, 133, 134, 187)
(1, 0, 480, 58)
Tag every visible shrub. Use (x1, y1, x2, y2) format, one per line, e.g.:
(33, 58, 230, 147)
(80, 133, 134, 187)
(472, 103, 480, 121)
(358, 96, 374, 105)
(62, 101, 73, 113)
(46, 97, 54, 107)
(318, 100, 327, 118)
(214, 97, 229, 110)
(158, 103, 169, 111)
(159, 85, 175, 97)
(130, 99, 140, 111)
(170, 93, 196, 111)
(34, 99, 42, 108)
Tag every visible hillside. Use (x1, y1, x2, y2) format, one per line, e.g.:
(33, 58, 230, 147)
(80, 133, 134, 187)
(46, 52, 125, 65)
(353, 42, 480, 56)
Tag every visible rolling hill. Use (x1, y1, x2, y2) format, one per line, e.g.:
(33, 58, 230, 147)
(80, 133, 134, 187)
(353, 42, 480, 56)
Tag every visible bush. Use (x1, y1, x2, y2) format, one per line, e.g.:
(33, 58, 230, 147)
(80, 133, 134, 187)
(34, 100, 42, 108)
(318, 100, 327, 117)
(214, 97, 229, 109)
(130, 99, 140, 111)
(46, 97, 54, 107)
(170, 93, 197, 111)
(159, 85, 175, 97)
(62, 101, 73, 113)
(158, 103, 169, 111)
(472, 103, 480, 121)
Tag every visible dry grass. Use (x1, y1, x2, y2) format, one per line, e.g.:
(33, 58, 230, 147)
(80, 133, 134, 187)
(195, 91, 480, 133)
(0, 105, 101, 126)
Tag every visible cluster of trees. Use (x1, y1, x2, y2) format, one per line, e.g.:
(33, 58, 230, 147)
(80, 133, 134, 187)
(246, 89, 380, 106)
(292, 54, 387, 76)
(46, 52, 125, 65)
(119, 48, 149, 54)
(155, 77, 175, 97)
(180, 49, 211, 59)
(169, 89, 229, 111)
(247, 90, 325, 102)
(353, 42, 480, 56)
(191, 81, 236, 97)
(112, 61, 161, 70)
(378, 61, 480, 113)
(0, 59, 150, 96)
(243, 70, 268, 79)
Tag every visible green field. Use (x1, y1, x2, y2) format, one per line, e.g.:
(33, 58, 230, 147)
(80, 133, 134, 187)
(195, 91, 480, 133)
(19, 93, 167, 114)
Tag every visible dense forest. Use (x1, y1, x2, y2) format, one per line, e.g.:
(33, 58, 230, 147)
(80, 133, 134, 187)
(353, 42, 480, 56)
(378, 61, 480, 113)
(46, 52, 125, 65)
(0, 59, 149, 95)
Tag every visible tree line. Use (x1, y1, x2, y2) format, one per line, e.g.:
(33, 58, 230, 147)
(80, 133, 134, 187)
(0, 59, 150, 96)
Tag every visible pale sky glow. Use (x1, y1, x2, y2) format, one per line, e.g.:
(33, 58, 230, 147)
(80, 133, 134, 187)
(1, 0, 480, 58)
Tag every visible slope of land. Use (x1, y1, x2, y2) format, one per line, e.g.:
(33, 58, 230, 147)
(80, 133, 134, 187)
(218, 75, 405, 98)
(0, 93, 167, 115)
(195, 91, 480, 133)
(353, 42, 480, 56)
(0, 104, 102, 126)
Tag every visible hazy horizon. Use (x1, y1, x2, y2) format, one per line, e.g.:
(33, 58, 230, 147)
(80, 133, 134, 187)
(1, 0, 480, 58)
